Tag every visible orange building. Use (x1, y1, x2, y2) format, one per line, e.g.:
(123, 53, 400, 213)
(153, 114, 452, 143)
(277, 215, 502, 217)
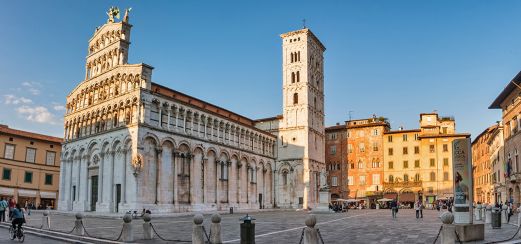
(0, 125, 62, 209)
(472, 124, 498, 203)
(346, 117, 390, 204)
(325, 124, 348, 199)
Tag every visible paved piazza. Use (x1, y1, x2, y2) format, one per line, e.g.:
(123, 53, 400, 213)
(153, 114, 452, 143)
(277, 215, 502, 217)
(15, 209, 519, 243)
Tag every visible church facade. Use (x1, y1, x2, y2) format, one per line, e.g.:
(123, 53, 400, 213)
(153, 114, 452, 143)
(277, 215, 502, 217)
(58, 10, 326, 213)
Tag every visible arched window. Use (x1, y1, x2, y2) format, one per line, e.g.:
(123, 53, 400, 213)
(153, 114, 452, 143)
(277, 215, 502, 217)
(404, 174, 409, 182)
(291, 72, 295, 83)
(293, 93, 298, 104)
(290, 53, 294, 63)
(297, 51, 301, 61)
(296, 71, 300, 82)
(389, 175, 394, 183)
(414, 173, 420, 182)
(282, 170, 288, 185)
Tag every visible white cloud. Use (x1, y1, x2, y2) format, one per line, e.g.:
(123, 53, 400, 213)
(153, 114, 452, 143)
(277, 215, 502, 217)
(21, 82, 41, 95)
(53, 105, 66, 111)
(16, 105, 58, 124)
(3, 95, 32, 105)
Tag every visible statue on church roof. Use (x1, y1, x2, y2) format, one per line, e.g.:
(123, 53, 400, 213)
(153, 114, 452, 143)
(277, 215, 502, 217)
(107, 6, 120, 23)
(123, 8, 132, 23)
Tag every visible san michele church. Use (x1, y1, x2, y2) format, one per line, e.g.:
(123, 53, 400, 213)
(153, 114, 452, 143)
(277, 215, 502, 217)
(58, 9, 326, 213)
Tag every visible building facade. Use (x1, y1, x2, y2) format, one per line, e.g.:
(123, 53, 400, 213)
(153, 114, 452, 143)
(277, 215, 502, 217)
(490, 71, 521, 206)
(58, 10, 326, 213)
(383, 113, 469, 205)
(346, 117, 389, 204)
(471, 125, 497, 203)
(488, 124, 506, 204)
(0, 124, 62, 209)
(325, 124, 348, 199)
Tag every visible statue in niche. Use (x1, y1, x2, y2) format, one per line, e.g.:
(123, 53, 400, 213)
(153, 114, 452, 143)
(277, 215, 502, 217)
(107, 6, 120, 23)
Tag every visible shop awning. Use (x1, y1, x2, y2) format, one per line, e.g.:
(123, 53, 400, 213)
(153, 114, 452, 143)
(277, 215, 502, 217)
(18, 189, 37, 197)
(0, 187, 14, 196)
(40, 191, 57, 199)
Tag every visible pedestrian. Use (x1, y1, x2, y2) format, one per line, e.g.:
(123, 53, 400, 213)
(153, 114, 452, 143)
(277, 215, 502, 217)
(415, 200, 420, 219)
(391, 199, 398, 219)
(507, 203, 513, 223)
(0, 198, 6, 222)
(420, 201, 424, 218)
(8, 198, 15, 220)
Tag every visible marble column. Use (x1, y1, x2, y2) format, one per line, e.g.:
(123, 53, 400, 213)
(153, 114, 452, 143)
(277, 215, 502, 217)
(109, 151, 115, 212)
(122, 149, 127, 204)
(216, 160, 221, 208)
(155, 148, 162, 204)
(98, 153, 105, 204)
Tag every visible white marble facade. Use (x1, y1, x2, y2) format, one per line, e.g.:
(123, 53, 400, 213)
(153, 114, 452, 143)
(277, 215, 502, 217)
(58, 10, 325, 213)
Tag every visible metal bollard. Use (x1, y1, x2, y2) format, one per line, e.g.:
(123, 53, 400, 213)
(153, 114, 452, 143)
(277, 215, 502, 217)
(211, 213, 222, 244)
(143, 213, 153, 240)
(240, 214, 256, 244)
(303, 215, 319, 244)
(192, 214, 205, 244)
(41, 210, 51, 230)
(121, 213, 134, 242)
(73, 213, 85, 236)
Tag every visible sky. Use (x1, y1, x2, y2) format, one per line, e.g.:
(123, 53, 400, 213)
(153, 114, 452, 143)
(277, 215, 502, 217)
(0, 0, 519, 139)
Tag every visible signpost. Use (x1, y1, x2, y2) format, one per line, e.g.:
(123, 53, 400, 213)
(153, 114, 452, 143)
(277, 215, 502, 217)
(452, 138, 474, 224)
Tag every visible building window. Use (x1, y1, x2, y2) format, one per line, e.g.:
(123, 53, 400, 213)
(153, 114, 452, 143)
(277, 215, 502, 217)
(358, 161, 364, 169)
(46, 151, 56, 165)
(359, 175, 366, 185)
(45, 174, 53, 185)
(372, 160, 380, 168)
(443, 144, 448, 152)
(282, 171, 288, 185)
(430, 172, 436, 181)
(24, 171, 33, 183)
(414, 160, 420, 168)
(348, 176, 354, 185)
(332, 176, 338, 186)
(372, 174, 380, 185)
(221, 162, 229, 180)
(443, 158, 449, 166)
(2, 168, 11, 180)
(429, 145, 435, 153)
(443, 172, 449, 181)
(296, 71, 300, 82)
(373, 142, 378, 151)
(414, 173, 420, 182)
(359, 143, 365, 152)
(388, 135, 393, 142)
(350, 163, 354, 169)
(291, 72, 296, 83)
(348, 144, 353, 153)
(404, 174, 409, 182)
(403, 161, 409, 169)
(430, 158, 435, 167)
(4, 144, 15, 159)
(388, 161, 394, 169)
(25, 148, 36, 163)
(428, 187, 433, 194)
(414, 133, 419, 140)
(403, 147, 408, 155)
(388, 148, 393, 156)
(293, 93, 298, 104)
(403, 134, 408, 141)
(388, 175, 394, 183)
(414, 146, 419, 154)
(330, 145, 337, 155)
(373, 129, 379, 136)
(442, 127, 447, 134)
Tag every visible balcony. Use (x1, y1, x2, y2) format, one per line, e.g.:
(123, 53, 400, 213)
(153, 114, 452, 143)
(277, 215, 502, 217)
(383, 180, 422, 188)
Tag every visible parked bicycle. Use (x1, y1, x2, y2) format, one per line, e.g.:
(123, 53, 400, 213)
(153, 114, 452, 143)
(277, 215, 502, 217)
(9, 225, 24, 242)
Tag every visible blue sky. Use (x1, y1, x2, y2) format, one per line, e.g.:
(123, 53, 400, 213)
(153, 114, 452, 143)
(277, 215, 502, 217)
(0, 1, 519, 138)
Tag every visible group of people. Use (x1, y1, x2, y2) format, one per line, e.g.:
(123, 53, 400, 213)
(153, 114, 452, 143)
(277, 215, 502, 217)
(328, 202, 348, 213)
(0, 198, 26, 237)
(389, 199, 425, 219)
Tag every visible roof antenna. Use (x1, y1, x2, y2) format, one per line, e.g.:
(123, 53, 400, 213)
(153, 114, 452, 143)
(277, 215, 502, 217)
(302, 19, 306, 29)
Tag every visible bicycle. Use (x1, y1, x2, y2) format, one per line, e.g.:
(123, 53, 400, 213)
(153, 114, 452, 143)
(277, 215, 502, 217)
(9, 225, 24, 242)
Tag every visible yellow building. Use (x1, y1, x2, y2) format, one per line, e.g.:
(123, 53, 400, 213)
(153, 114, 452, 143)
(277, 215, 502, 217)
(0, 124, 62, 209)
(383, 113, 469, 206)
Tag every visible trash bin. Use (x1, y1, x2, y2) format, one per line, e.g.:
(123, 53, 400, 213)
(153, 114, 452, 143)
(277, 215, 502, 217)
(491, 208, 502, 229)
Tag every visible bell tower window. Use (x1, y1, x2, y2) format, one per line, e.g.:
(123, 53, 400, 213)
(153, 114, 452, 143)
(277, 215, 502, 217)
(293, 93, 298, 104)
(291, 72, 295, 83)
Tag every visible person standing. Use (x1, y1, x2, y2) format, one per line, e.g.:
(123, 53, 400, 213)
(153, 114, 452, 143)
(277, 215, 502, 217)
(0, 198, 7, 222)
(420, 201, 424, 218)
(391, 199, 398, 219)
(415, 200, 420, 219)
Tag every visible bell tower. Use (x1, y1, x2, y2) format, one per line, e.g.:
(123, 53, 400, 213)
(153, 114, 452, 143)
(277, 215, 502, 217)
(277, 28, 326, 209)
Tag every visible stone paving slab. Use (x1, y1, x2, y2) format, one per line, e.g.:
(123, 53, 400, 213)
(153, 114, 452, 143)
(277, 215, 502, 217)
(22, 209, 521, 243)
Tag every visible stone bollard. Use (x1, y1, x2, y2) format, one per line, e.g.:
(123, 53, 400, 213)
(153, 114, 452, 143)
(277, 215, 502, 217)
(517, 209, 521, 227)
(303, 215, 319, 244)
(501, 205, 508, 224)
(440, 212, 456, 244)
(192, 214, 205, 244)
(211, 213, 222, 244)
(476, 204, 482, 221)
(41, 210, 51, 230)
(73, 213, 85, 236)
(485, 205, 492, 224)
(121, 213, 134, 242)
(143, 213, 154, 240)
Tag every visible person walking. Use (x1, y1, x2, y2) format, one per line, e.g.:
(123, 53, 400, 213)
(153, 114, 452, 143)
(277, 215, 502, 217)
(415, 200, 420, 219)
(391, 199, 398, 219)
(419, 201, 424, 218)
(0, 198, 6, 222)
(507, 203, 513, 223)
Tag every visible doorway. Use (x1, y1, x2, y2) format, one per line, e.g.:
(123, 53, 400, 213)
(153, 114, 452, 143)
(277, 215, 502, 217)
(90, 176, 98, 211)
(259, 194, 263, 209)
(115, 184, 121, 213)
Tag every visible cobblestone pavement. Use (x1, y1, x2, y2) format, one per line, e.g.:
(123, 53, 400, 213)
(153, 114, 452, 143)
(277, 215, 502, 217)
(22, 209, 521, 243)
(0, 225, 69, 244)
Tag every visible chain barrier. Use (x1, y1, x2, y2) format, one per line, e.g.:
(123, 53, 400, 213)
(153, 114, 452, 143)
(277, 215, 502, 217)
(454, 230, 462, 244)
(202, 225, 211, 243)
(317, 228, 325, 244)
(298, 227, 305, 244)
(150, 222, 191, 243)
(432, 225, 443, 244)
(485, 224, 521, 244)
